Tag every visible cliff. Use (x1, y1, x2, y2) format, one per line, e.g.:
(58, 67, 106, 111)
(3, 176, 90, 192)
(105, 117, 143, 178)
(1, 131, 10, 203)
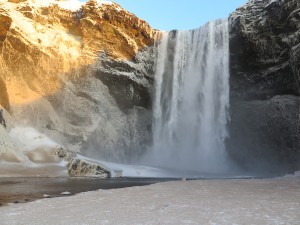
(0, 0, 158, 166)
(229, 0, 300, 172)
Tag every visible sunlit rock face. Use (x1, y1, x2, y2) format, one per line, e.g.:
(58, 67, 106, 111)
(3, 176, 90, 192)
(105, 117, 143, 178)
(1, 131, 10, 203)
(0, 0, 158, 163)
(228, 0, 300, 173)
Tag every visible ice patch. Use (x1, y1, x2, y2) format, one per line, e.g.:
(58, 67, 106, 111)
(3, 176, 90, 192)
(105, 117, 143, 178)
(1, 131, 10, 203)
(283, 171, 300, 178)
(77, 155, 181, 178)
(2, 1, 82, 60)
(10, 127, 59, 151)
(53, 0, 84, 11)
(94, 0, 113, 7)
(16, 0, 113, 12)
(51, 0, 114, 11)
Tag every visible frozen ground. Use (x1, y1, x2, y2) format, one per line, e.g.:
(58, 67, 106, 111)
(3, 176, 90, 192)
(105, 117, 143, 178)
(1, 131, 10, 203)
(0, 176, 299, 225)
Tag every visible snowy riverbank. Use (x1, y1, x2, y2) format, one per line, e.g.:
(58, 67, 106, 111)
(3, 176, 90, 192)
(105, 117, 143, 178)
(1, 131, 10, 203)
(1, 176, 299, 225)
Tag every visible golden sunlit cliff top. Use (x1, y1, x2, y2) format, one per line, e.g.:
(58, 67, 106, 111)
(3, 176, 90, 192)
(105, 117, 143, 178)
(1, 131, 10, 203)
(0, 0, 158, 106)
(1, 0, 157, 60)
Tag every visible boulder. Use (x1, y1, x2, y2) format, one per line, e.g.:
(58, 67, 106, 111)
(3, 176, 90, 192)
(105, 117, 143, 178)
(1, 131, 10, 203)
(67, 158, 111, 178)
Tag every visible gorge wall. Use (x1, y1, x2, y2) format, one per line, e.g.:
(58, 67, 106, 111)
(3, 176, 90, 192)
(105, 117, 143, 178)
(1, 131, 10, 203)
(228, 0, 300, 173)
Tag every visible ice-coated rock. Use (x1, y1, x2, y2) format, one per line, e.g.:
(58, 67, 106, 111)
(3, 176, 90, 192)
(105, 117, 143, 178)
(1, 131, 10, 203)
(229, 0, 300, 98)
(228, 0, 300, 172)
(67, 157, 111, 178)
(55, 146, 77, 161)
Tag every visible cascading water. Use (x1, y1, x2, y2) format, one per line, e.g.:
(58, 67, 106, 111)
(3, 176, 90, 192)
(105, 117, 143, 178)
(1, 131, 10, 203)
(151, 19, 230, 173)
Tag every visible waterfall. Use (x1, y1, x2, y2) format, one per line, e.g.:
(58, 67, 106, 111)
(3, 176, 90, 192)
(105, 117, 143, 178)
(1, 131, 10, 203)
(152, 19, 230, 173)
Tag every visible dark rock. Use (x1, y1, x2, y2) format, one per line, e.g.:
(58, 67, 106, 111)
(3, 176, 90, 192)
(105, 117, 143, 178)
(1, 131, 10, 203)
(96, 68, 152, 111)
(94, 48, 155, 112)
(55, 147, 77, 161)
(0, 11, 12, 44)
(229, 0, 300, 99)
(0, 77, 10, 111)
(228, 0, 300, 172)
(227, 95, 300, 173)
(0, 109, 6, 129)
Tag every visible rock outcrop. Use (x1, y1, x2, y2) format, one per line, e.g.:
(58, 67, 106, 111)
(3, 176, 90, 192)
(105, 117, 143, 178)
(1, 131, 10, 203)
(229, 0, 300, 172)
(67, 157, 111, 178)
(0, 0, 157, 164)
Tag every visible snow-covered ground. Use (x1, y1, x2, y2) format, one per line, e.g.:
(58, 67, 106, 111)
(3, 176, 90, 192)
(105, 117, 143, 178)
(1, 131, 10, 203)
(1, 177, 299, 225)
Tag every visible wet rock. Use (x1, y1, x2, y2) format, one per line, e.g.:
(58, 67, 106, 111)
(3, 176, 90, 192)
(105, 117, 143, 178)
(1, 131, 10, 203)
(227, 95, 300, 173)
(229, 0, 300, 99)
(55, 146, 77, 161)
(67, 158, 111, 178)
(0, 109, 6, 129)
(0, 77, 10, 111)
(0, 10, 12, 44)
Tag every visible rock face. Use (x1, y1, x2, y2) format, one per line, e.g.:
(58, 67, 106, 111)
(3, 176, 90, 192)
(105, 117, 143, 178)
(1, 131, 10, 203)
(229, 0, 300, 172)
(0, 0, 157, 163)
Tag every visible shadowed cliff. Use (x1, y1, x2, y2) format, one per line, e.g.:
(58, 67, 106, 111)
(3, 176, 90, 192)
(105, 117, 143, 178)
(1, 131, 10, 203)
(228, 0, 300, 173)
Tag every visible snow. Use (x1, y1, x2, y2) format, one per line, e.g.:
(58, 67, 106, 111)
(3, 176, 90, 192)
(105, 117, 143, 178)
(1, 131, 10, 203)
(61, 191, 71, 195)
(18, 0, 84, 12)
(0, 126, 68, 177)
(52, 0, 84, 11)
(9, 127, 59, 151)
(94, 0, 113, 7)
(0, 178, 299, 224)
(9, 0, 114, 12)
(46, 0, 113, 11)
(283, 170, 300, 178)
(2, 1, 82, 60)
(1, 0, 116, 59)
(0, 161, 68, 177)
(77, 155, 181, 178)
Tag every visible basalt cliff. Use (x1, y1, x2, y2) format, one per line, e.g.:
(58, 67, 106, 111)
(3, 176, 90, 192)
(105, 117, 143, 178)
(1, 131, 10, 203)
(0, 0, 299, 176)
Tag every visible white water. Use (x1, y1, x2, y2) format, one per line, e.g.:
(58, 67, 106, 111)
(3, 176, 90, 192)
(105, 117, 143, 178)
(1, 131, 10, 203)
(151, 20, 230, 173)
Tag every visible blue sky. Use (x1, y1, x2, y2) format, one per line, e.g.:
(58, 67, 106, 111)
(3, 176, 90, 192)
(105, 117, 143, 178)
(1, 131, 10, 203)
(82, 0, 248, 31)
